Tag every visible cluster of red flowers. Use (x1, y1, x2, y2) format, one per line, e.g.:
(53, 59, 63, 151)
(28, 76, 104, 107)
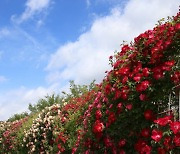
(55, 132, 67, 153)
(151, 116, 180, 152)
(74, 11, 180, 153)
(0, 118, 28, 152)
(56, 90, 97, 153)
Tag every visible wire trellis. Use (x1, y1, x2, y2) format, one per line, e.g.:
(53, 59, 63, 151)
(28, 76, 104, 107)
(158, 84, 180, 121)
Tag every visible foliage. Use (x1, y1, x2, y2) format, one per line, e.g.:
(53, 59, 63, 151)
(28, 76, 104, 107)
(28, 80, 96, 114)
(28, 94, 62, 113)
(7, 112, 29, 122)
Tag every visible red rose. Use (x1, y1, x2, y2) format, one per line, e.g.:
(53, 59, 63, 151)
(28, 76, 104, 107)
(170, 121, 180, 134)
(112, 146, 117, 154)
(157, 147, 166, 154)
(121, 86, 129, 100)
(106, 112, 116, 127)
(84, 150, 90, 154)
(150, 53, 164, 64)
(164, 40, 172, 48)
(135, 139, 151, 154)
(163, 60, 175, 71)
(142, 68, 150, 77)
(163, 136, 173, 150)
(151, 46, 159, 54)
(105, 84, 111, 95)
(115, 89, 121, 99)
(120, 44, 131, 56)
(133, 73, 142, 82)
(141, 128, 150, 138)
(175, 23, 180, 30)
(108, 112, 116, 124)
(103, 136, 113, 148)
(153, 71, 164, 80)
(133, 62, 142, 74)
(139, 93, 147, 101)
(136, 80, 150, 92)
(152, 67, 164, 80)
(57, 144, 65, 152)
(93, 120, 104, 134)
(118, 139, 126, 147)
(118, 67, 130, 75)
(95, 110, 102, 119)
(144, 109, 154, 121)
(122, 76, 128, 84)
(119, 149, 125, 154)
(114, 61, 121, 68)
(151, 129, 163, 142)
(173, 133, 180, 146)
(117, 102, 123, 109)
(171, 71, 180, 84)
(140, 145, 152, 154)
(126, 104, 133, 110)
(121, 93, 128, 100)
(117, 103, 123, 114)
(154, 115, 172, 126)
(134, 139, 147, 152)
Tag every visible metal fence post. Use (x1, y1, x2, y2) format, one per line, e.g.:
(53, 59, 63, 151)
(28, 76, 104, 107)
(168, 93, 171, 116)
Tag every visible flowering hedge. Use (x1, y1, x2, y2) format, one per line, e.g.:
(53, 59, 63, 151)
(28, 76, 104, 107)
(0, 11, 180, 154)
(73, 11, 180, 154)
(0, 118, 28, 153)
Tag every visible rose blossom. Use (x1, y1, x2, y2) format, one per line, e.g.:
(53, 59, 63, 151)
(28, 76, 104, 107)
(95, 110, 102, 119)
(93, 120, 104, 134)
(173, 133, 180, 146)
(170, 121, 180, 134)
(136, 80, 150, 92)
(151, 129, 163, 142)
(154, 115, 172, 126)
(118, 139, 126, 147)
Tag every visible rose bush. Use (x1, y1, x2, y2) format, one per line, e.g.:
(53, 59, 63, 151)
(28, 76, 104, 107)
(73, 11, 180, 153)
(0, 11, 179, 154)
(0, 118, 28, 153)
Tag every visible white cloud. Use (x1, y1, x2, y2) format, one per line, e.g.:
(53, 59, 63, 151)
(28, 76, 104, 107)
(0, 84, 58, 121)
(0, 76, 7, 83)
(1, 0, 179, 121)
(0, 28, 10, 38)
(11, 0, 52, 24)
(0, 51, 3, 60)
(86, 0, 91, 8)
(46, 0, 179, 86)
(37, 19, 44, 27)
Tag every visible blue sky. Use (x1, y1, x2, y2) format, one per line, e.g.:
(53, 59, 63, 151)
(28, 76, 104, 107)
(0, 0, 127, 90)
(0, 0, 179, 120)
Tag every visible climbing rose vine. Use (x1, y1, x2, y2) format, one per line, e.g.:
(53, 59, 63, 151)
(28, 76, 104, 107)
(0, 10, 179, 154)
(73, 11, 180, 154)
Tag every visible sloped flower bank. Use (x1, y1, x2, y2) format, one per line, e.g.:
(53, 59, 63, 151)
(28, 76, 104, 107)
(0, 11, 180, 154)
(74, 11, 180, 154)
